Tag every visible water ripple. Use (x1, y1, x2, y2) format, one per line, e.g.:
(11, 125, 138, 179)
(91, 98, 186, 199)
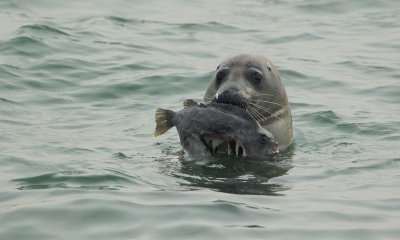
(17, 24, 70, 36)
(13, 171, 137, 191)
(1, 0, 399, 239)
(0, 36, 50, 57)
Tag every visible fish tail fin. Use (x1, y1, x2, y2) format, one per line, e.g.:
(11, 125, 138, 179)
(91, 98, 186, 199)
(154, 108, 174, 137)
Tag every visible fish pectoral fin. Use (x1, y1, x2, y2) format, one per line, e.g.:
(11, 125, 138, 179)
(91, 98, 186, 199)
(183, 99, 198, 108)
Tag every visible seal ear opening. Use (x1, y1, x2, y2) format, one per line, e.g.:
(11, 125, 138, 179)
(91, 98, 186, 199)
(154, 108, 174, 137)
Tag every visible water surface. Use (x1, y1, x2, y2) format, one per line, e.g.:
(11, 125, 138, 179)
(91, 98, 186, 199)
(1, 0, 400, 239)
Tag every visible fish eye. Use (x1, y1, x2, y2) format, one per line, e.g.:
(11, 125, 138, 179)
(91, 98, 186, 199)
(260, 134, 269, 144)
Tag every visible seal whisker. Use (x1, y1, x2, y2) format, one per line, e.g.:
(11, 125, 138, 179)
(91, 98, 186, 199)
(253, 94, 274, 96)
(248, 103, 275, 116)
(248, 99, 285, 107)
(246, 101, 273, 114)
(245, 106, 260, 121)
(247, 102, 282, 121)
(250, 109, 266, 123)
(247, 106, 264, 122)
(253, 104, 282, 121)
(246, 105, 266, 122)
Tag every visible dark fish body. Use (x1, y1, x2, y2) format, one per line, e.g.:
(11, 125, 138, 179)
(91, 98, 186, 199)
(154, 99, 278, 158)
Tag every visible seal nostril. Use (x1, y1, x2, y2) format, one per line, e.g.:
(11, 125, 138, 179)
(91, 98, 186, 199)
(212, 89, 246, 109)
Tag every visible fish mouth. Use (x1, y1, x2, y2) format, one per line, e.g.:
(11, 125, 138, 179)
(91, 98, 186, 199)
(202, 133, 247, 157)
(270, 143, 279, 155)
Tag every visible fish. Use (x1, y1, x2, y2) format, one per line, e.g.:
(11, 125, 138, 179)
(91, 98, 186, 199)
(154, 99, 279, 158)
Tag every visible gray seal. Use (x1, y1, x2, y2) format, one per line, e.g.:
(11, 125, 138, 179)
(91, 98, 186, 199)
(204, 54, 293, 150)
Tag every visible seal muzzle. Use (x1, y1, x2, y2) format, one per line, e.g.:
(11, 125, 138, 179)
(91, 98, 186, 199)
(212, 86, 246, 108)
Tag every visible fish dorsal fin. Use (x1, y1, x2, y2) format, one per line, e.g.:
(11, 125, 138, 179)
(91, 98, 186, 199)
(183, 99, 198, 108)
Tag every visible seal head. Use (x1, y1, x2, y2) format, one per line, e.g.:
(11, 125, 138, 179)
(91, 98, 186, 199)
(204, 54, 293, 150)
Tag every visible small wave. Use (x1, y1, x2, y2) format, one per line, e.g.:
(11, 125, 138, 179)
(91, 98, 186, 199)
(290, 102, 325, 109)
(0, 97, 18, 105)
(0, 36, 50, 57)
(298, 110, 342, 125)
(0, 64, 22, 78)
(174, 21, 241, 33)
(70, 82, 145, 102)
(0, 119, 31, 127)
(13, 171, 135, 191)
(0, 35, 45, 47)
(113, 152, 129, 159)
(326, 158, 400, 176)
(280, 68, 309, 79)
(297, 110, 369, 136)
(358, 85, 400, 104)
(357, 121, 400, 137)
(105, 15, 172, 26)
(17, 24, 69, 36)
(263, 32, 324, 44)
(105, 16, 147, 25)
(295, 0, 361, 14)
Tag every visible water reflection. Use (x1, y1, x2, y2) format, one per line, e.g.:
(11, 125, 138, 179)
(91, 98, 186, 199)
(171, 148, 294, 196)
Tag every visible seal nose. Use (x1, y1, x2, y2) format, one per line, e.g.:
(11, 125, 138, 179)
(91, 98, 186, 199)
(213, 86, 246, 108)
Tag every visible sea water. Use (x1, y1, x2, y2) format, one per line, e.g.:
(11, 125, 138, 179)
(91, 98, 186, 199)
(1, 0, 399, 239)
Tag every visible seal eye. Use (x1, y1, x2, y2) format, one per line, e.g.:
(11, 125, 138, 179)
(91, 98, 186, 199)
(252, 71, 263, 83)
(215, 69, 228, 85)
(216, 71, 225, 81)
